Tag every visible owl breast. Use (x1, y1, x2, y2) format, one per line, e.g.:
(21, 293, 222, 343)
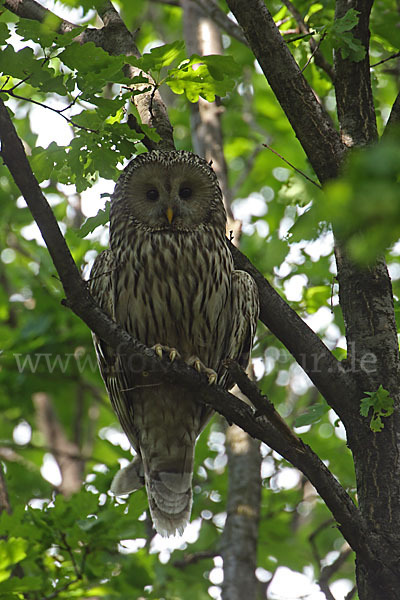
(112, 227, 233, 373)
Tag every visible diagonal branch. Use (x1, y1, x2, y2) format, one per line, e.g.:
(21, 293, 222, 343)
(228, 241, 356, 421)
(0, 95, 373, 565)
(226, 0, 345, 183)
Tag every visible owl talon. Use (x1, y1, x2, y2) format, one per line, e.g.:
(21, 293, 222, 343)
(152, 344, 180, 362)
(187, 356, 218, 385)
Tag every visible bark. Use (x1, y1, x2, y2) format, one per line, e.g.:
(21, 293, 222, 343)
(221, 425, 261, 600)
(334, 0, 378, 147)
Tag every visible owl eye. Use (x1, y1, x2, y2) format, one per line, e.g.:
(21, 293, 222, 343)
(146, 188, 159, 201)
(179, 186, 192, 200)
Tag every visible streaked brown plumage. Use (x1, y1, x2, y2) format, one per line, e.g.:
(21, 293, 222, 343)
(89, 150, 258, 536)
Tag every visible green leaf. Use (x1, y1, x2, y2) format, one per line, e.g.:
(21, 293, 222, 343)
(330, 9, 366, 62)
(360, 385, 394, 432)
(0, 576, 43, 593)
(15, 17, 58, 47)
(332, 8, 360, 33)
(0, 45, 39, 81)
(295, 403, 328, 427)
(0, 537, 28, 571)
(77, 201, 110, 237)
(30, 142, 69, 183)
(58, 42, 126, 92)
(127, 41, 185, 74)
(166, 54, 239, 102)
(0, 22, 11, 46)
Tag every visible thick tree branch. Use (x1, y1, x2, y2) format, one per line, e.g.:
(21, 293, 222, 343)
(0, 95, 376, 566)
(334, 0, 377, 146)
(228, 241, 356, 422)
(226, 0, 346, 183)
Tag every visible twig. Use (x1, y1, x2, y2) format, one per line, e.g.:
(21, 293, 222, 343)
(262, 143, 322, 189)
(345, 587, 357, 600)
(59, 531, 81, 579)
(223, 359, 307, 449)
(301, 32, 327, 73)
(370, 52, 400, 68)
(42, 577, 80, 600)
(281, 0, 335, 81)
(0, 89, 99, 134)
(309, 519, 335, 565)
(286, 31, 316, 43)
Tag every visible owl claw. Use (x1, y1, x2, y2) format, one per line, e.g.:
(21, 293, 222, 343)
(188, 356, 218, 385)
(152, 344, 180, 362)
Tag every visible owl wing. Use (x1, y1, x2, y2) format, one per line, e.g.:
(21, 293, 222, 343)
(88, 249, 145, 492)
(219, 269, 259, 389)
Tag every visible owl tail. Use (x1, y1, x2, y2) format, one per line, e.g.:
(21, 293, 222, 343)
(142, 444, 194, 537)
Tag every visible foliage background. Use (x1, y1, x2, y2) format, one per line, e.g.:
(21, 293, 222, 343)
(0, 0, 399, 598)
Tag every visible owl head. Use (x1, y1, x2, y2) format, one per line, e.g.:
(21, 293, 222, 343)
(110, 151, 226, 233)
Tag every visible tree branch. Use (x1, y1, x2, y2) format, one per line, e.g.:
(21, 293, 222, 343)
(226, 0, 345, 183)
(334, 0, 377, 146)
(227, 241, 356, 422)
(0, 95, 376, 565)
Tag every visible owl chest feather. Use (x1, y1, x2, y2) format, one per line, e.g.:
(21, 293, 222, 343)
(113, 229, 233, 368)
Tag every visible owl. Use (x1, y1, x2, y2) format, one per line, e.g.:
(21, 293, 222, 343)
(89, 150, 259, 536)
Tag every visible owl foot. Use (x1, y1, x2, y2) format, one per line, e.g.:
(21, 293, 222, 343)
(187, 356, 218, 385)
(152, 344, 180, 362)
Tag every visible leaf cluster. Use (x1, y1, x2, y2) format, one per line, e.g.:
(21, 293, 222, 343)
(360, 385, 394, 432)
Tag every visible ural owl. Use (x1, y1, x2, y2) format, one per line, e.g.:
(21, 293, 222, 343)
(90, 150, 259, 536)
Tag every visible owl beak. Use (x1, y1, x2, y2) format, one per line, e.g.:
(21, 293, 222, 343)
(166, 207, 174, 224)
